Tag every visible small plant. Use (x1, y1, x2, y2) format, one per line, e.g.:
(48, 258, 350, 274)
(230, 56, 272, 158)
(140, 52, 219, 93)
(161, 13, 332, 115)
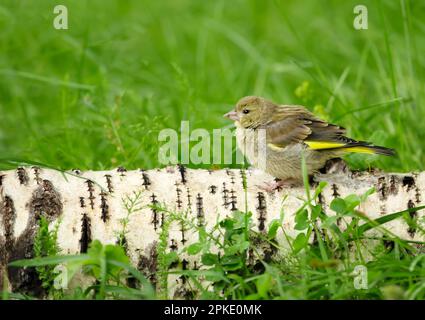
(8, 240, 155, 300)
(118, 191, 146, 248)
(33, 215, 61, 298)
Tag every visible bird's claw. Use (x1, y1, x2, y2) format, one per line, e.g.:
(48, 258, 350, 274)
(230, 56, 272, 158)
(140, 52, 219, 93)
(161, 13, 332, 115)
(257, 178, 299, 193)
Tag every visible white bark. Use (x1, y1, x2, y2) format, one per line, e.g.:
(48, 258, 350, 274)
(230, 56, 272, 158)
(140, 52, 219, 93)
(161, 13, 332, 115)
(0, 164, 424, 296)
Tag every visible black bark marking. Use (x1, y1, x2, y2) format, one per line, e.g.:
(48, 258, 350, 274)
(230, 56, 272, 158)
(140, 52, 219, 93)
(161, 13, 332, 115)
(407, 200, 417, 237)
(177, 164, 187, 184)
(415, 187, 421, 204)
(72, 169, 81, 175)
(7, 226, 44, 297)
(17, 167, 29, 185)
(180, 226, 187, 245)
(186, 187, 192, 208)
(196, 193, 205, 226)
(79, 197, 85, 208)
(29, 180, 63, 221)
(380, 204, 387, 215)
(173, 286, 195, 300)
(389, 175, 398, 195)
(309, 177, 319, 188)
(100, 191, 109, 222)
(85, 180, 95, 210)
(176, 185, 186, 244)
(239, 169, 247, 189)
(32, 167, 42, 185)
(182, 259, 189, 270)
(383, 239, 395, 252)
(117, 166, 127, 177)
(1, 196, 16, 247)
(1, 193, 49, 296)
(2, 195, 45, 297)
(377, 177, 388, 201)
(0, 239, 4, 291)
(0, 174, 4, 186)
(170, 239, 178, 251)
(80, 213, 91, 253)
(226, 169, 236, 186)
(331, 184, 340, 198)
(169, 239, 179, 269)
(229, 189, 237, 211)
(160, 211, 165, 227)
(150, 194, 159, 231)
(209, 185, 217, 194)
(138, 242, 158, 288)
(141, 171, 151, 190)
(256, 192, 266, 231)
(332, 185, 343, 225)
(318, 192, 325, 208)
(222, 182, 229, 208)
(247, 248, 255, 266)
(175, 183, 183, 210)
(402, 176, 415, 192)
(251, 236, 278, 273)
(104, 174, 113, 193)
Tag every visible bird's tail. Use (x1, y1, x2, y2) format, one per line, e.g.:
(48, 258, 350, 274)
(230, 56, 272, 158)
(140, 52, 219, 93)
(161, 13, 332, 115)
(341, 144, 396, 156)
(305, 140, 396, 156)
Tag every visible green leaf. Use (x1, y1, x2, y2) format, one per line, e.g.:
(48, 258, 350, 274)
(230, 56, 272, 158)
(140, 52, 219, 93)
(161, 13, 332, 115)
(351, 205, 425, 238)
(225, 232, 250, 254)
(186, 242, 203, 255)
(256, 273, 272, 298)
(201, 253, 218, 266)
(321, 215, 339, 229)
(313, 181, 328, 199)
(221, 254, 243, 271)
(9, 254, 90, 267)
(344, 194, 361, 211)
(330, 198, 346, 214)
(164, 252, 179, 267)
(268, 219, 280, 239)
(219, 218, 234, 230)
(360, 187, 375, 202)
(293, 233, 308, 253)
(295, 209, 309, 230)
(204, 269, 226, 282)
(311, 204, 322, 220)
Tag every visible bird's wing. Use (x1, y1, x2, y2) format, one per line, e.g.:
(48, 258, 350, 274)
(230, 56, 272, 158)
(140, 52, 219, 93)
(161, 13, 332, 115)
(264, 105, 349, 149)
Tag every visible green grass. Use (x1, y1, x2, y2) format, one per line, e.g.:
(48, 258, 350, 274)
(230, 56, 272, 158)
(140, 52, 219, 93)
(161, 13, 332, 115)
(1, 0, 424, 171)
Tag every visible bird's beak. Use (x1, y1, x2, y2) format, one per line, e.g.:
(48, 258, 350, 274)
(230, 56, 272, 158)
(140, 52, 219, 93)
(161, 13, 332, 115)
(223, 110, 239, 121)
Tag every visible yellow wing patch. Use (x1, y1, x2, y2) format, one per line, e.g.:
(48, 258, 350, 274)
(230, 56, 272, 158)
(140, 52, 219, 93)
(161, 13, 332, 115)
(269, 140, 378, 154)
(340, 146, 375, 154)
(304, 141, 345, 150)
(305, 141, 376, 154)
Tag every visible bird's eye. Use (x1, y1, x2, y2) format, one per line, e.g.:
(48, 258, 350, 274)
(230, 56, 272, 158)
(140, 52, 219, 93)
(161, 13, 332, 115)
(242, 109, 250, 114)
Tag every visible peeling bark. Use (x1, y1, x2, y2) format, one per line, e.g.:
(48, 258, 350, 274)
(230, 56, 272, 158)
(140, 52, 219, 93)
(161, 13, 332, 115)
(0, 164, 424, 297)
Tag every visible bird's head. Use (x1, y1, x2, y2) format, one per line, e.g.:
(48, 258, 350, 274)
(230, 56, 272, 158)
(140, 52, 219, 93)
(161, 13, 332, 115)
(224, 96, 274, 128)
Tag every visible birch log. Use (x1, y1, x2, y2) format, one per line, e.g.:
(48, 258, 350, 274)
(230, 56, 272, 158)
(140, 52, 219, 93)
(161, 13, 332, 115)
(0, 163, 424, 297)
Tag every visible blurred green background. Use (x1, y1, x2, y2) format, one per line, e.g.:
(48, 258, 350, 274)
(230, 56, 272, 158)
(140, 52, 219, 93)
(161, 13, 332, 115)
(0, 0, 423, 171)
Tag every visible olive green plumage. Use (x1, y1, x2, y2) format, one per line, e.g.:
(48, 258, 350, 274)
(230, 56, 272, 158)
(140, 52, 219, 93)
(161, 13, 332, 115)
(224, 96, 395, 186)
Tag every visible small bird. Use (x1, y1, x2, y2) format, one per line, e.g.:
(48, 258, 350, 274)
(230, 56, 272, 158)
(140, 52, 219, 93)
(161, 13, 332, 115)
(224, 96, 395, 191)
